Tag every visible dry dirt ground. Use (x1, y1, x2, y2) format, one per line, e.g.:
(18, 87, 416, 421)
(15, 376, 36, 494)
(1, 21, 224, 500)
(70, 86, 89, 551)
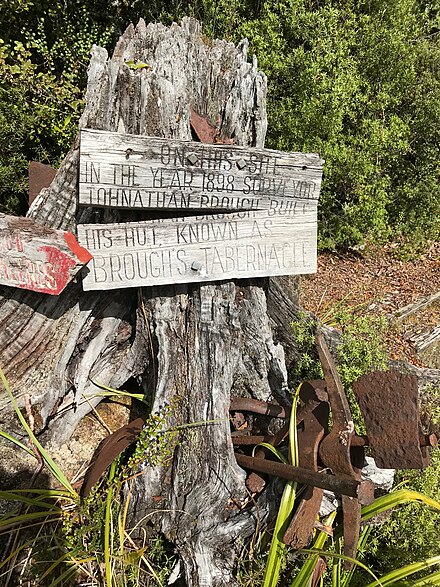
(299, 243, 440, 366)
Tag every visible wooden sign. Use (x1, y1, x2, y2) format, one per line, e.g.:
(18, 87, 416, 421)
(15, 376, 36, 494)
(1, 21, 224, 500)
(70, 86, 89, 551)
(79, 129, 323, 213)
(0, 213, 92, 295)
(77, 206, 317, 290)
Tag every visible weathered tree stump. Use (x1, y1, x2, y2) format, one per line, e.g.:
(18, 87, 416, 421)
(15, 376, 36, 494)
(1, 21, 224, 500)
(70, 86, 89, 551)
(0, 18, 304, 585)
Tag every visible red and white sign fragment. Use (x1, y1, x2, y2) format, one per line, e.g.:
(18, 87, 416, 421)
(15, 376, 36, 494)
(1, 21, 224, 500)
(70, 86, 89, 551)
(0, 213, 92, 295)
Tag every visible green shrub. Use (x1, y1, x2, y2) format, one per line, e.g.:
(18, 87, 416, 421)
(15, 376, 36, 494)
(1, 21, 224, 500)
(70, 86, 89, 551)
(365, 447, 440, 575)
(1, 0, 439, 250)
(238, 0, 440, 250)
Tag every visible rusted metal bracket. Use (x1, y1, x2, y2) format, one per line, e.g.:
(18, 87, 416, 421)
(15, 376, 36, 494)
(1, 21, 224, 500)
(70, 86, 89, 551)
(283, 381, 329, 549)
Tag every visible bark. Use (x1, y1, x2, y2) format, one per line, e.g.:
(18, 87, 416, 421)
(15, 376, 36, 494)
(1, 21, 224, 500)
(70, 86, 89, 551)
(0, 18, 299, 586)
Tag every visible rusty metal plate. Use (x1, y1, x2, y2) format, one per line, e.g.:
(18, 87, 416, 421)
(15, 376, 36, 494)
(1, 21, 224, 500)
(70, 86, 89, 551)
(28, 161, 56, 205)
(353, 370, 427, 469)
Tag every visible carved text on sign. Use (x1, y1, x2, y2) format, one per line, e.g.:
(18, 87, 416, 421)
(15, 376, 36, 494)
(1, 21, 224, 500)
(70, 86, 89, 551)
(79, 129, 324, 212)
(78, 206, 317, 290)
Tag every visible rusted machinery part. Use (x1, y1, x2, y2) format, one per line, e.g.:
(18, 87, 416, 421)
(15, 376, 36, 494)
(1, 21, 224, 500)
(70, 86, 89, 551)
(353, 369, 432, 469)
(80, 417, 145, 498)
(235, 453, 375, 504)
(315, 333, 362, 569)
(283, 383, 329, 548)
(229, 382, 327, 423)
(230, 397, 289, 419)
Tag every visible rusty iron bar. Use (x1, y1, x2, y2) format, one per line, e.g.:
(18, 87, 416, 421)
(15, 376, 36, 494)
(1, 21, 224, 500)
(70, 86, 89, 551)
(233, 431, 437, 449)
(230, 387, 328, 424)
(232, 435, 275, 446)
(235, 453, 375, 505)
(351, 432, 437, 449)
(230, 398, 289, 419)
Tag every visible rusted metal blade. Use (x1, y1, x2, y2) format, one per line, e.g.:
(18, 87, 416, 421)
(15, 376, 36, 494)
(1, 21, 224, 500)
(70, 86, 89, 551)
(283, 383, 329, 548)
(353, 369, 430, 469)
(341, 495, 361, 570)
(316, 334, 357, 479)
(315, 333, 352, 430)
(315, 333, 363, 565)
(81, 417, 144, 497)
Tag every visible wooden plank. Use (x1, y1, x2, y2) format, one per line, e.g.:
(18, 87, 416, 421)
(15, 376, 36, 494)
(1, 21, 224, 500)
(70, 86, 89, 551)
(0, 213, 92, 295)
(77, 206, 317, 290)
(79, 129, 323, 212)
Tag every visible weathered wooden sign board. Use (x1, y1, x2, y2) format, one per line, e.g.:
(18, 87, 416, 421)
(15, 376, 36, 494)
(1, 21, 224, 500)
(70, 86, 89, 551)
(0, 213, 92, 295)
(77, 207, 317, 290)
(79, 129, 323, 213)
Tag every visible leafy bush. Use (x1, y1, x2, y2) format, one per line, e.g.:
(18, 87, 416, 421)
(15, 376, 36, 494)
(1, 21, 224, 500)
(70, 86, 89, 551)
(365, 448, 440, 576)
(0, 0, 438, 252)
(238, 0, 440, 250)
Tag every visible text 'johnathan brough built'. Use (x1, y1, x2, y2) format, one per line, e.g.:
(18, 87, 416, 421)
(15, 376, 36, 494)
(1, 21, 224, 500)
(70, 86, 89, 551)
(77, 129, 324, 290)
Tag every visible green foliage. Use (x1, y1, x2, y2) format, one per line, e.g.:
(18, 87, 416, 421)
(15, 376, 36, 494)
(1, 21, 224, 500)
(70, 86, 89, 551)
(366, 447, 440, 578)
(0, 0, 438, 249)
(237, 0, 440, 250)
(0, 0, 114, 215)
(290, 311, 323, 385)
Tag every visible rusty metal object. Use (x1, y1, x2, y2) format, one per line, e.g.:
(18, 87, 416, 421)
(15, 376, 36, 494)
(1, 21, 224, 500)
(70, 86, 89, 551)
(235, 453, 374, 503)
(230, 397, 289, 419)
(81, 417, 144, 497)
(245, 423, 290, 493)
(283, 381, 329, 548)
(353, 370, 431, 469)
(350, 432, 437, 449)
(28, 161, 56, 205)
(232, 382, 328, 493)
(232, 434, 275, 446)
(315, 333, 363, 569)
(190, 107, 219, 144)
(230, 385, 328, 423)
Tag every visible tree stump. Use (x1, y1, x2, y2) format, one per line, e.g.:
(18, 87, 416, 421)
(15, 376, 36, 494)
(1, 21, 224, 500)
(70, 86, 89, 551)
(0, 18, 301, 585)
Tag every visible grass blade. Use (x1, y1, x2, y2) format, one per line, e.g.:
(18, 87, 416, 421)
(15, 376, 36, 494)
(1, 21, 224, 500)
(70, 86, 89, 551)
(0, 491, 62, 511)
(0, 429, 36, 458)
(255, 443, 289, 464)
(361, 489, 440, 522)
(0, 368, 76, 496)
(262, 384, 302, 587)
(364, 556, 440, 587)
(298, 549, 383, 586)
(290, 511, 337, 587)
